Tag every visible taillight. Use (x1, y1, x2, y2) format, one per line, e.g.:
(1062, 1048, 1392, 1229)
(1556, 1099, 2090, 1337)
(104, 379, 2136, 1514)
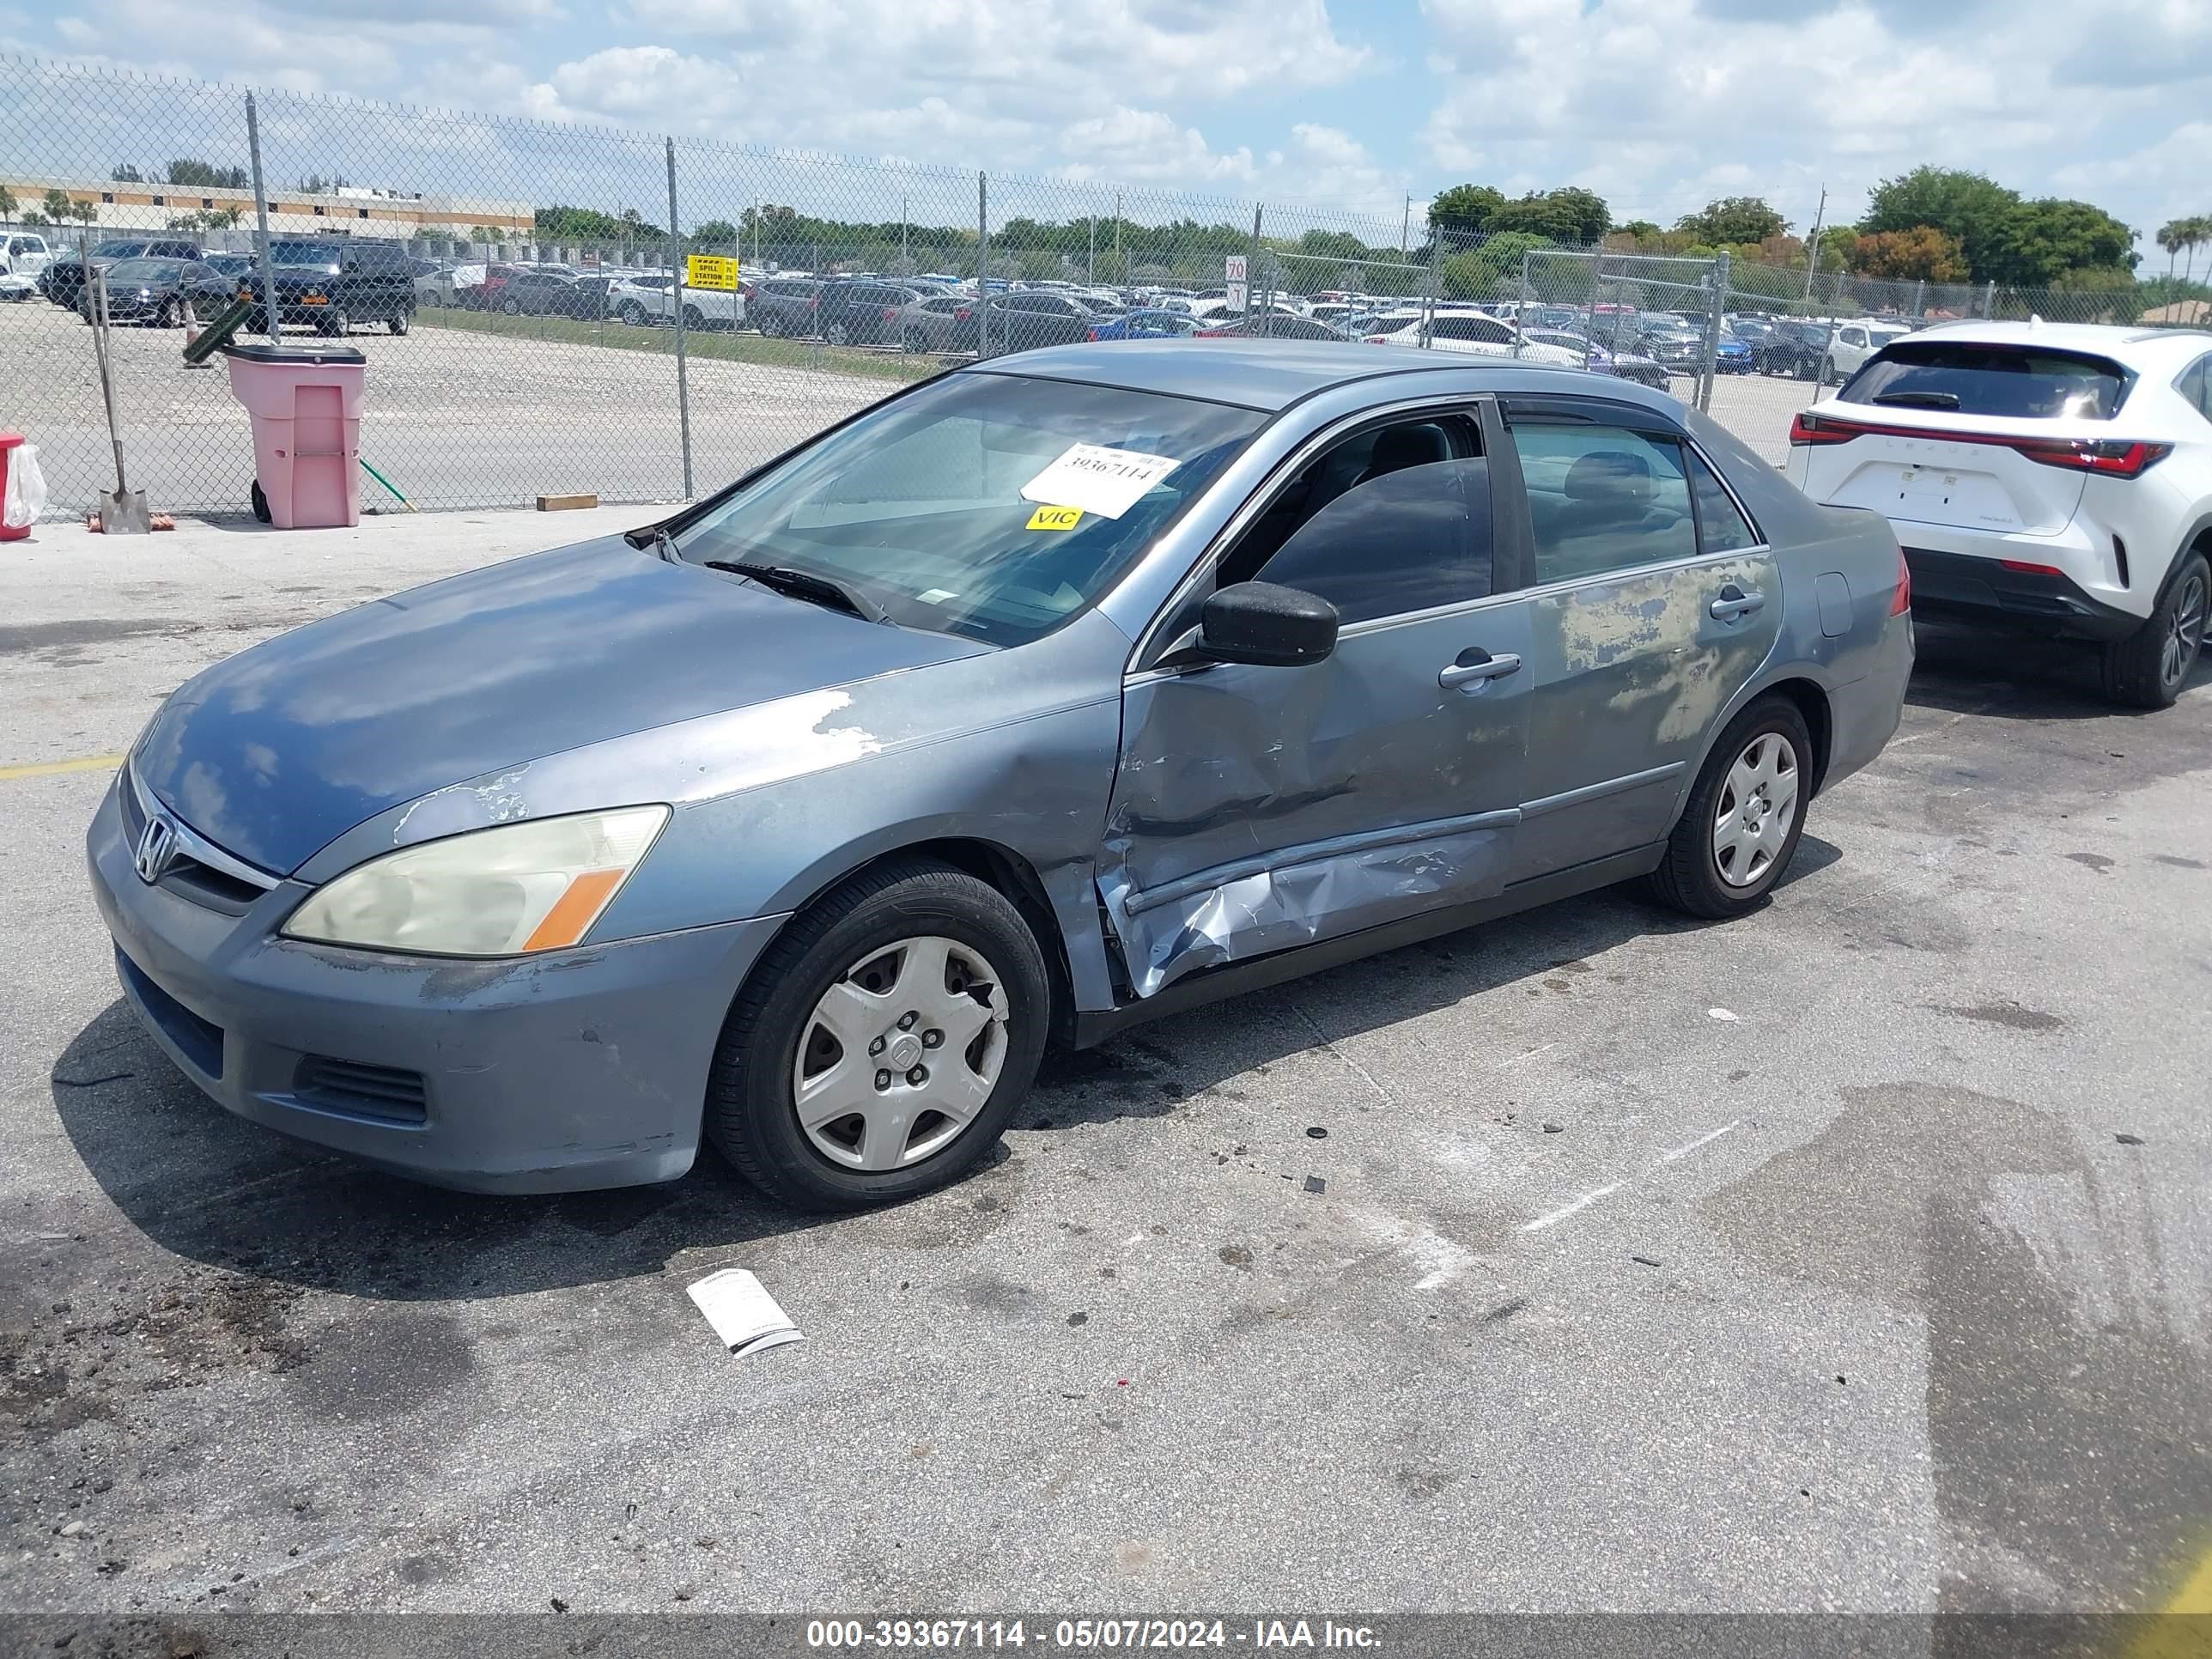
(884, 307, 897, 322)
(1364, 334, 1389, 343)
(955, 307, 969, 320)
(809, 295, 819, 307)
(1086, 327, 1097, 341)
(1787, 412, 2169, 478)
(1890, 548, 1911, 616)
(2017, 438, 2171, 477)
(1999, 559, 2064, 576)
(1789, 411, 1852, 445)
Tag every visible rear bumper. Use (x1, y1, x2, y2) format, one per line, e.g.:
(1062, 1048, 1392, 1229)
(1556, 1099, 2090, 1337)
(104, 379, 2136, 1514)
(86, 778, 784, 1194)
(1903, 546, 2142, 642)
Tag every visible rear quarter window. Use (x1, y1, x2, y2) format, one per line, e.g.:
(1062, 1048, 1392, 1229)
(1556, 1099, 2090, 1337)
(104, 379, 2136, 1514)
(1842, 342, 2131, 421)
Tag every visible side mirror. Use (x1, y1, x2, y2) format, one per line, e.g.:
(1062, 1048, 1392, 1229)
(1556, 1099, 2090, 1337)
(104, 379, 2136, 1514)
(1199, 580, 1339, 668)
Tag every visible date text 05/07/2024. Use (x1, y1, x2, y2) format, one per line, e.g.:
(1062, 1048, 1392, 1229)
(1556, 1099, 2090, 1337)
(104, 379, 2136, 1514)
(805, 1620, 1383, 1650)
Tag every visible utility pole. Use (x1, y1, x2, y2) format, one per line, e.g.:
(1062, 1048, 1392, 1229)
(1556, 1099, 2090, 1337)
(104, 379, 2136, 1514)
(1401, 194, 1411, 256)
(1802, 185, 1827, 302)
(1113, 191, 1121, 279)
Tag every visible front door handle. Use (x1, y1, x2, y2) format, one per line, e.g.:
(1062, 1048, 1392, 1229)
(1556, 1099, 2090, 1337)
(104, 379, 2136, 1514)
(1439, 650, 1523, 690)
(1710, 583, 1765, 620)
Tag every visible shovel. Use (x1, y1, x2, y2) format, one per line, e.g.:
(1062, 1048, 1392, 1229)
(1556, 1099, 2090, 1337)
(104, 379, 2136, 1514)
(88, 266, 151, 535)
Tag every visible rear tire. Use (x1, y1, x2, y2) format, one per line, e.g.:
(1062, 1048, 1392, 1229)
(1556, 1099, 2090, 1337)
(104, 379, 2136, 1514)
(388, 311, 409, 336)
(2100, 550, 2208, 710)
(250, 479, 270, 524)
(1642, 696, 1814, 919)
(704, 859, 1050, 1211)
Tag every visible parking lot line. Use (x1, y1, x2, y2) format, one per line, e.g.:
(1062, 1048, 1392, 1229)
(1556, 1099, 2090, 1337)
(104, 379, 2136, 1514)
(0, 753, 125, 782)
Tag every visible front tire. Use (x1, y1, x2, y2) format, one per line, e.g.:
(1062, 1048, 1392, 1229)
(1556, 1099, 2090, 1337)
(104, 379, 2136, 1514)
(388, 310, 410, 336)
(2100, 550, 2208, 710)
(1643, 696, 1813, 919)
(705, 859, 1050, 1211)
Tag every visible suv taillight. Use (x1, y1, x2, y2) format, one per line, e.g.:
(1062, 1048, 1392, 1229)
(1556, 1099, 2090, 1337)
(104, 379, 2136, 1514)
(2016, 437, 2172, 478)
(884, 307, 898, 322)
(1789, 411, 2170, 478)
(1788, 411, 1851, 445)
(1890, 547, 1911, 617)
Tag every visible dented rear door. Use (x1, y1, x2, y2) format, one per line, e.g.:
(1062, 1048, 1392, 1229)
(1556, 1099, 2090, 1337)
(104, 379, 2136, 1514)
(1504, 404, 1782, 878)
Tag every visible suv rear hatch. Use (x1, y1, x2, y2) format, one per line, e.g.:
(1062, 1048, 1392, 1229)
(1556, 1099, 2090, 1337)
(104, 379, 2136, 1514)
(1792, 341, 2145, 537)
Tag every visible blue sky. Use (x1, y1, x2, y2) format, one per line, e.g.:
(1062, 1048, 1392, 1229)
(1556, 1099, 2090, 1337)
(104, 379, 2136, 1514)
(6, 0, 2209, 251)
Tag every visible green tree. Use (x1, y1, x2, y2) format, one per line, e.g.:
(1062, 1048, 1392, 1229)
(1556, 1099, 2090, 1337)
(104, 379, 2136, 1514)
(1429, 184, 1506, 235)
(1850, 226, 1969, 283)
(1675, 197, 1787, 245)
(0, 183, 15, 218)
(1983, 198, 2136, 288)
(690, 218, 738, 248)
(1487, 186, 1608, 243)
(111, 163, 144, 183)
(1438, 230, 1553, 302)
(534, 204, 664, 243)
(165, 158, 249, 189)
(1863, 167, 2021, 280)
(1617, 219, 1661, 239)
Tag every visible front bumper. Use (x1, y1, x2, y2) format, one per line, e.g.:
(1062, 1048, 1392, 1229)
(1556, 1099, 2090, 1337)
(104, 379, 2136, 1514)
(86, 778, 785, 1194)
(1903, 546, 2142, 643)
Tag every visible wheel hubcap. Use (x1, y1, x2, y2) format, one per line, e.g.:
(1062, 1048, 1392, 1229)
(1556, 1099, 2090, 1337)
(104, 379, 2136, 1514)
(2162, 571, 2206, 688)
(793, 935, 1009, 1172)
(1711, 732, 1800, 889)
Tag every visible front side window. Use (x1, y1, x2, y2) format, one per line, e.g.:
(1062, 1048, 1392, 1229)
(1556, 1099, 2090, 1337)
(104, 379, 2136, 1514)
(672, 374, 1264, 647)
(1218, 416, 1491, 626)
(1516, 422, 1697, 584)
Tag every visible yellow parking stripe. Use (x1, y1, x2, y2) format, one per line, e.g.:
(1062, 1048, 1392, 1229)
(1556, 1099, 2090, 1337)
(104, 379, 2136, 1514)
(0, 753, 126, 781)
(2163, 1545, 2212, 1615)
(2131, 1543, 2212, 1659)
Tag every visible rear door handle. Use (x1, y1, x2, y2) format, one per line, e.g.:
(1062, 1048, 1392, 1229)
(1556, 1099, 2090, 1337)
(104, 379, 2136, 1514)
(1710, 584, 1765, 620)
(1439, 651, 1523, 690)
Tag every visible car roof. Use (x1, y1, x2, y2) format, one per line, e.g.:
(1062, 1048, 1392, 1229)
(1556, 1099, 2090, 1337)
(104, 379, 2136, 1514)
(957, 338, 1680, 413)
(1908, 319, 2212, 362)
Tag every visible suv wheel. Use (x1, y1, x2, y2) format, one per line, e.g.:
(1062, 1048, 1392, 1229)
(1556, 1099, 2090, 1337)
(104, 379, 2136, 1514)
(320, 306, 349, 337)
(704, 858, 1050, 1210)
(2100, 550, 2209, 710)
(823, 321, 850, 347)
(388, 311, 410, 336)
(617, 300, 646, 326)
(1643, 696, 1813, 919)
(499, 296, 520, 316)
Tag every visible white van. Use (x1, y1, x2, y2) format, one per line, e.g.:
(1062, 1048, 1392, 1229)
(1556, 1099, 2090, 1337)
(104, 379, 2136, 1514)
(0, 232, 50, 277)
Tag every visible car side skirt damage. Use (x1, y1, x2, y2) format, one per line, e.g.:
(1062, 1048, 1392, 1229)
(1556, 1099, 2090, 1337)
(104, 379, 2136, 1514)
(1073, 842, 1663, 1048)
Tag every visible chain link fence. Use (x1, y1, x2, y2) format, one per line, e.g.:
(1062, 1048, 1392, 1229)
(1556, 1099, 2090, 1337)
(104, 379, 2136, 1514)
(4, 54, 2207, 520)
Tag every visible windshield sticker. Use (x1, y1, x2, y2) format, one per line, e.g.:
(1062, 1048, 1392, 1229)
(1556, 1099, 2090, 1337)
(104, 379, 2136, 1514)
(1019, 444, 1179, 520)
(1025, 505, 1084, 532)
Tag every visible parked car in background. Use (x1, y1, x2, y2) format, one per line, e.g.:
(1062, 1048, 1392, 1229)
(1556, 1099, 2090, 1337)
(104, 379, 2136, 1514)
(890, 290, 974, 352)
(74, 257, 235, 326)
(0, 230, 51, 277)
(815, 280, 925, 347)
(413, 261, 481, 307)
(40, 238, 202, 308)
(750, 276, 828, 337)
(1366, 311, 1582, 366)
(88, 340, 1910, 1207)
(1195, 313, 1357, 343)
(1757, 320, 1832, 380)
(1715, 333, 1756, 374)
(1090, 308, 1202, 342)
(472, 265, 585, 318)
(1520, 327, 1671, 389)
(1789, 321, 2212, 708)
(1824, 319, 1914, 380)
(243, 238, 415, 336)
(954, 290, 1101, 356)
(202, 252, 255, 283)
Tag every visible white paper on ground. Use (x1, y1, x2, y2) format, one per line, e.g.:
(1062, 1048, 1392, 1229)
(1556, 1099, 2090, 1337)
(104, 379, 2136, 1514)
(1018, 442, 1179, 520)
(687, 1267, 805, 1357)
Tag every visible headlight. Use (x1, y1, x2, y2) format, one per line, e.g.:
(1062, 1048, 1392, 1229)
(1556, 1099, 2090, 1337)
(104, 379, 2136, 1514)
(283, 805, 669, 957)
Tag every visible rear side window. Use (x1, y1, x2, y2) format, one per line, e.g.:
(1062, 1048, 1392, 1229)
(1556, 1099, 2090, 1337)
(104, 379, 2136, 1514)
(1516, 423, 1698, 584)
(2181, 356, 2212, 423)
(1686, 449, 1759, 552)
(1842, 342, 2130, 421)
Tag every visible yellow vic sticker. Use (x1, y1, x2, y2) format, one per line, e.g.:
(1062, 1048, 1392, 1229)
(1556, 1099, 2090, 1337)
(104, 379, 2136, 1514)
(1026, 505, 1083, 532)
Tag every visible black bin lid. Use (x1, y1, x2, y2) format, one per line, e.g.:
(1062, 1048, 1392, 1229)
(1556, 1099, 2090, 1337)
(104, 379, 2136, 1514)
(220, 341, 368, 366)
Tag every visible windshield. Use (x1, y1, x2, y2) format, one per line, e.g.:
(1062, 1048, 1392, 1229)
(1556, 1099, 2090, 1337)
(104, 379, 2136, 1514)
(270, 242, 337, 269)
(672, 374, 1263, 647)
(106, 259, 182, 282)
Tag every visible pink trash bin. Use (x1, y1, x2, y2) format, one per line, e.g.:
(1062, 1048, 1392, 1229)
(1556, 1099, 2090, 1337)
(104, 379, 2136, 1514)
(221, 342, 368, 529)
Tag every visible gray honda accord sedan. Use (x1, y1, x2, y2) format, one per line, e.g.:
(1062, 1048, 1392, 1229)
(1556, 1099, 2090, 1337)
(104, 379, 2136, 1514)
(88, 342, 1911, 1208)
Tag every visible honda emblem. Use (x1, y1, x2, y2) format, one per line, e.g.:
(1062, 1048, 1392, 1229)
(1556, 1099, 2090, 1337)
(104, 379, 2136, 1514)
(134, 815, 177, 884)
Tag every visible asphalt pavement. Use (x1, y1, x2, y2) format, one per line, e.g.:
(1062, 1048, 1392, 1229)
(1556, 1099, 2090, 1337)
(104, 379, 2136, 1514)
(1, 511, 2207, 1621)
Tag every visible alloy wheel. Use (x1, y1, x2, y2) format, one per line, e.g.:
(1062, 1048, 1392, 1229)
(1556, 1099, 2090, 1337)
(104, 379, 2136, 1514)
(2162, 568, 2207, 690)
(1711, 732, 1800, 888)
(792, 935, 1010, 1173)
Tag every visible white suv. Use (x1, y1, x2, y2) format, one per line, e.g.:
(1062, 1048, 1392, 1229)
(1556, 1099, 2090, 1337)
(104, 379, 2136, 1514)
(608, 270, 744, 330)
(1787, 321, 2212, 707)
(1823, 319, 1913, 380)
(1363, 309, 1582, 366)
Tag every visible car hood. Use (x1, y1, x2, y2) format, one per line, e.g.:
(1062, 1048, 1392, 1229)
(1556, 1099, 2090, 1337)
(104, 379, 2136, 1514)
(134, 537, 991, 875)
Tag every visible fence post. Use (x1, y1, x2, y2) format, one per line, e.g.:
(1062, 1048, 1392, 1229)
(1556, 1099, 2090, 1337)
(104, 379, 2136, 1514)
(1512, 248, 1532, 358)
(1246, 204, 1263, 334)
(665, 137, 693, 501)
(1418, 225, 1440, 349)
(244, 93, 279, 339)
(1910, 278, 1925, 321)
(1698, 251, 1729, 413)
(1983, 280, 1996, 319)
(976, 172, 990, 357)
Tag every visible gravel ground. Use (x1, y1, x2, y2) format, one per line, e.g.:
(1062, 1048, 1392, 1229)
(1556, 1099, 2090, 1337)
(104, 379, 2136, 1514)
(0, 513, 2207, 1625)
(3, 299, 1821, 519)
